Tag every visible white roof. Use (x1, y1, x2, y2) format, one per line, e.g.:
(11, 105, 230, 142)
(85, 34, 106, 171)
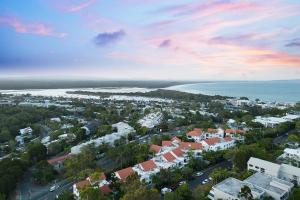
(280, 164, 300, 177)
(284, 148, 300, 156)
(248, 157, 281, 172)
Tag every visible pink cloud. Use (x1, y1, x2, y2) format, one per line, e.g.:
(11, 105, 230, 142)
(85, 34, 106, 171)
(52, 0, 96, 13)
(155, 1, 259, 16)
(0, 16, 67, 38)
(248, 51, 300, 67)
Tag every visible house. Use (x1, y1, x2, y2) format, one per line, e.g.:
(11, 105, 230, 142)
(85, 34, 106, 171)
(115, 167, 135, 182)
(73, 172, 111, 199)
(81, 120, 101, 135)
(171, 136, 182, 144)
(71, 122, 135, 154)
(227, 119, 237, 128)
(150, 144, 163, 155)
(86, 172, 107, 186)
(186, 128, 203, 142)
(19, 127, 33, 136)
(201, 137, 235, 151)
(162, 152, 177, 163)
(208, 177, 264, 200)
(244, 172, 293, 200)
(133, 160, 160, 182)
(73, 180, 90, 199)
(225, 129, 245, 141)
(248, 157, 300, 185)
(162, 141, 173, 147)
(139, 160, 157, 172)
(208, 172, 293, 200)
(204, 128, 224, 139)
(47, 154, 73, 172)
(279, 148, 300, 163)
(15, 127, 33, 145)
(253, 116, 288, 128)
(179, 142, 203, 157)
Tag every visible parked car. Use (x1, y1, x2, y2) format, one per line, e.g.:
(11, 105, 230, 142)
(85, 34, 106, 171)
(195, 172, 203, 176)
(179, 180, 186, 185)
(161, 187, 172, 195)
(202, 179, 209, 185)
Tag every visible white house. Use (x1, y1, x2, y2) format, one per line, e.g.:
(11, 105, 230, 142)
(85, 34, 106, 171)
(248, 157, 300, 185)
(201, 137, 235, 151)
(133, 160, 160, 182)
(279, 148, 300, 163)
(186, 128, 204, 142)
(244, 172, 293, 200)
(208, 177, 264, 200)
(208, 172, 293, 200)
(19, 127, 33, 136)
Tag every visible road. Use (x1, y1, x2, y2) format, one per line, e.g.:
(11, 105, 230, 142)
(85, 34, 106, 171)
(272, 128, 297, 145)
(188, 159, 232, 189)
(16, 169, 74, 200)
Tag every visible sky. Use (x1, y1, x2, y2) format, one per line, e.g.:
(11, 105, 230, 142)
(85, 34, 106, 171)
(0, 0, 300, 80)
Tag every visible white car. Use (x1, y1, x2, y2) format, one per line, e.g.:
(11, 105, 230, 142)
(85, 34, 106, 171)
(195, 172, 203, 176)
(202, 179, 209, 184)
(179, 181, 186, 185)
(50, 185, 59, 192)
(161, 187, 172, 195)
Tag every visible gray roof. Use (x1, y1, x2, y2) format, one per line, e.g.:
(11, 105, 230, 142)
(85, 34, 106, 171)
(244, 172, 292, 196)
(214, 177, 264, 197)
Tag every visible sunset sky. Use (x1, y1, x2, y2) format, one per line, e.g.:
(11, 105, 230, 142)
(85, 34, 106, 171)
(0, 0, 300, 80)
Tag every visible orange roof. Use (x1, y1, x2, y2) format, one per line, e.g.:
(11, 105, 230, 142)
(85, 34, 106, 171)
(100, 184, 112, 194)
(116, 167, 135, 181)
(140, 160, 157, 171)
(162, 140, 173, 147)
(204, 137, 221, 145)
(76, 180, 91, 190)
(47, 154, 73, 165)
(179, 142, 203, 150)
(223, 136, 233, 142)
(171, 136, 181, 142)
(187, 128, 202, 137)
(162, 152, 176, 162)
(171, 148, 183, 157)
(150, 144, 162, 153)
(207, 128, 218, 133)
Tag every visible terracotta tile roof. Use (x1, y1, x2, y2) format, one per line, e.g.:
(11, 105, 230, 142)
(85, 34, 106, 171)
(171, 148, 183, 158)
(187, 128, 202, 137)
(207, 128, 218, 133)
(162, 152, 176, 162)
(171, 136, 181, 142)
(179, 142, 203, 150)
(75, 180, 91, 190)
(115, 167, 135, 181)
(99, 184, 112, 194)
(204, 137, 221, 146)
(150, 144, 162, 154)
(162, 140, 173, 147)
(140, 160, 157, 171)
(47, 154, 73, 165)
(223, 136, 233, 142)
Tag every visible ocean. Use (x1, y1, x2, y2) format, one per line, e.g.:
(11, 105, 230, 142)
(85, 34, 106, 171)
(167, 80, 300, 103)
